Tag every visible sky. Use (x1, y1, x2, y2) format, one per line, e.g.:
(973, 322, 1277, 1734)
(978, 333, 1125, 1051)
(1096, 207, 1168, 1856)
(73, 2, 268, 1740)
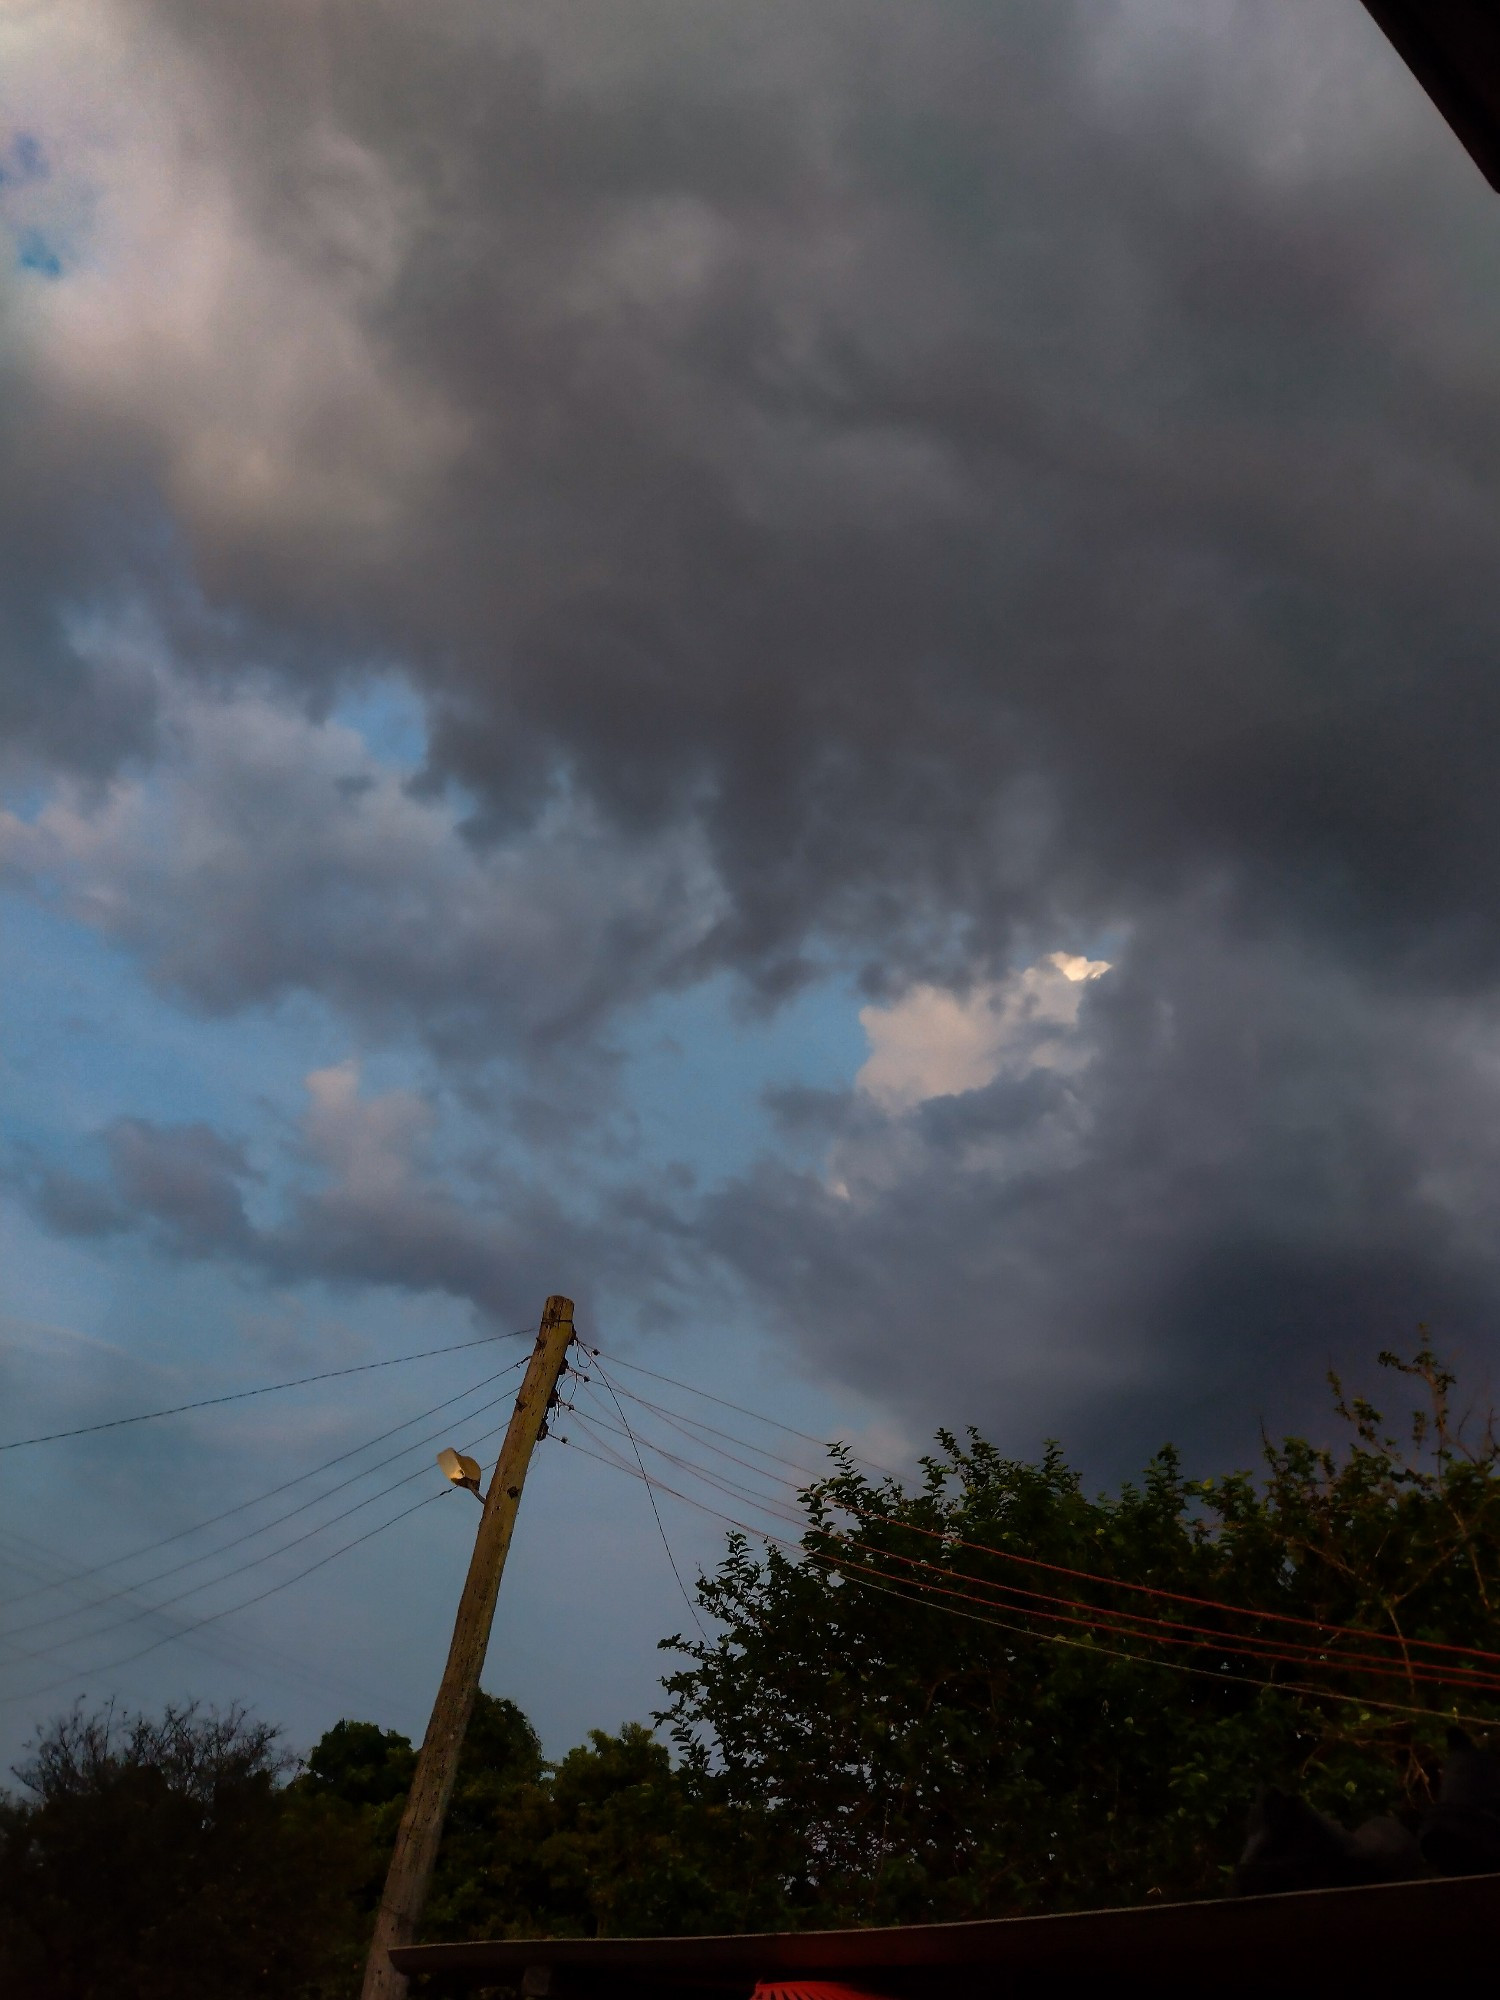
(4, 0, 1500, 1775)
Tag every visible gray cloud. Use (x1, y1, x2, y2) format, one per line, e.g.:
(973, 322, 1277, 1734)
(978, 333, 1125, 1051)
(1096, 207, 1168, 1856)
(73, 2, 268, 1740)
(703, 903, 1500, 1465)
(14, 1073, 674, 1332)
(9, 0, 1500, 1463)
(105, 1119, 253, 1256)
(0, 680, 723, 1065)
(10, 1, 1500, 987)
(20, 1120, 250, 1255)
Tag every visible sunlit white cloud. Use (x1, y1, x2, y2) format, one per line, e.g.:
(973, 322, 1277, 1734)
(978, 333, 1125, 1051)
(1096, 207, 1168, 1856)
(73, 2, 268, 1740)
(855, 953, 1110, 1113)
(2, 0, 461, 554)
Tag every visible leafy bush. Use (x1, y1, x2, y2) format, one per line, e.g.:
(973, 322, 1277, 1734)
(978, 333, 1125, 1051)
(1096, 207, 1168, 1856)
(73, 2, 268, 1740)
(661, 1344, 1500, 1918)
(0, 1700, 365, 1999)
(7, 1343, 1499, 1995)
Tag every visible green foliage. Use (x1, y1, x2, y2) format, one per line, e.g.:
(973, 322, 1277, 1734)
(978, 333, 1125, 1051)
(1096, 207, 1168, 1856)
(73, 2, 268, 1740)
(660, 1342, 1500, 1920)
(303, 1695, 776, 1951)
(537, 1722, 776, 1936)
(0, 1701, 365, 1999)
(6, 1342, 1499, 1997)
(303, 1719, 417, 1808)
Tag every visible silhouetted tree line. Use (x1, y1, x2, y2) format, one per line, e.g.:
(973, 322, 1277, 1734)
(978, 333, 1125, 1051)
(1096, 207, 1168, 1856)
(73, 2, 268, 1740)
(4, 1345, 1499, 1997)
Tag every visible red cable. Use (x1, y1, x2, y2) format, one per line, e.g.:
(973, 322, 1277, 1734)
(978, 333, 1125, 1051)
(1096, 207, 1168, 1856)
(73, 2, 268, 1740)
(559, 1424, 1500, 1702)
(850, 1505, 1500, 1669)
(575, 1399, 1500, 1693)
(558, 1434, 1499, 1729)
(812, 1544, 1500, 1697)
(788, 1541, 1500, 1733)
(797, 1526, 1500, 1691)
(599, 1367, 1500, 1669)
(576, 1402, 1500, 1692)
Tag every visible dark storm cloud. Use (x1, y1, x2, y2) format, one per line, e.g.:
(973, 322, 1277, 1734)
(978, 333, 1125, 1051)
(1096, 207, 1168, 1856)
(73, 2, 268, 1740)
(13, 0, 1500, 988)
(703, 903, 1500, 1466)
(10, 0, 1500, 1458)
(164, 5, 1500, 986)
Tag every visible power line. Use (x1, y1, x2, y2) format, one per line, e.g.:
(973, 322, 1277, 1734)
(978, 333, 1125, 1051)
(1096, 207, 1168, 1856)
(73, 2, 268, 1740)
(0, 1483, 458, 1711)
(824, 1501, 1500, 1670)
(0, 1401, 515, 1673)
(584, 1358, 707, 1640)
(0, 1524, 392, 1716)
(593, 1349, 1500, 1674)
(0, 1356, 527, 1612)
(585, 1344, 896, 1477)
(556, 1433, 1500, 1730)
(560, 1384, 1500, 1696)
(573, 1391, 1500, 1696)
(601, 1378, 830, 1486)
(2, 1317, 547, 1707)
(569, 1396, 807, 1528)
(1, 1365, 527, 1647)
(566, 1402, 1500, 1699)
(0, 1327, 534, 1452)
(804, 1536, 1500, 1699)
(790, 1536, 1500, 1731)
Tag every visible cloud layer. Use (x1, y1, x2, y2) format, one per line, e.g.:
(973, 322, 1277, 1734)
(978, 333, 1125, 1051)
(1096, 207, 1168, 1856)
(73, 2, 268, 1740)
(12, 1, 1500, 983)
(7, 0, 1500, 1465)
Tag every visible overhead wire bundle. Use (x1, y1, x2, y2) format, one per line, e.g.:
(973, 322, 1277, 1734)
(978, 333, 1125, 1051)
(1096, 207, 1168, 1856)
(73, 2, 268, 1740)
(557, 1343, 1500, 1731)
(10, 1320, 1500, 1734)
(0, 1328, 537, 1710)
(0, 1330, 531, 1453)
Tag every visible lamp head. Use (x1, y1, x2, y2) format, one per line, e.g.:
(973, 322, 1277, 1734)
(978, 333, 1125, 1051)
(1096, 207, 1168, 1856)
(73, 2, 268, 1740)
(437, 1447, 483, 1499)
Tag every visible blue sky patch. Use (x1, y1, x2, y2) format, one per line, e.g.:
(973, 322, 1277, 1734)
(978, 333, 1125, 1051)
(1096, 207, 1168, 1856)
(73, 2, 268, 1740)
(13, 132, 47, 180)
(331, 677, 430, 771)
(0, 130, 48, 186)
(16, 226, 63, 278)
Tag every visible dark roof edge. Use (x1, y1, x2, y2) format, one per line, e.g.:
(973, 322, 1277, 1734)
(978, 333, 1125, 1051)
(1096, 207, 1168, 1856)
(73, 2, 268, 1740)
(1360, 1, 1500, 191)
(391, 1871, 1500, 1978)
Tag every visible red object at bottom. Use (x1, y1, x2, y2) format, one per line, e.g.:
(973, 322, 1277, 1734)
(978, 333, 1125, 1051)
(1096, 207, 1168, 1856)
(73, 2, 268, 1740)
(753, 1985, 894, 2000)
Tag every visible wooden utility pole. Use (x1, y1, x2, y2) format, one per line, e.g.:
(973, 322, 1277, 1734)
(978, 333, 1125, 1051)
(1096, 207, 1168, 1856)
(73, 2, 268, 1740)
(361, 1295, 576, 2000)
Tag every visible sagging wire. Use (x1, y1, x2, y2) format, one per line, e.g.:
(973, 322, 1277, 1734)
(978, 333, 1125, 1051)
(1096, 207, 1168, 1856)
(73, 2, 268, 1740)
(600, 1381, 830, 1491)
(586, 1346, 1500, 1675)
(570, 1394, 810, 1529)
(0, 1353, 527, 1612)
(578, 1354, 708, 1640)
(553, 1429, 1500, 1731)
(564, 1406, 1500, 1700)
(556, 1362, 1500, 1700)
(587, 1345, 898, 1479)
(1, 1362, 530, 1649)
(0, 1524, 393, 1716)
(0, 1326, 538, 1453)
(562, 1383, 1475, 1695)
(0, 1482, 458, 1710)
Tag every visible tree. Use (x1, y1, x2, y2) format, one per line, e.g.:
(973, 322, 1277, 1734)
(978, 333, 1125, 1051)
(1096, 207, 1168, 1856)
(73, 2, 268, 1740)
(531, 1721, 779, 1937)
(304, 1719, 418, 1809)
(660, 1343, 1500, 1920)
(0, 1700, 365, 2000)
(302, 1694, 779, 1954)
(10, 1341, 1496, 1995)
